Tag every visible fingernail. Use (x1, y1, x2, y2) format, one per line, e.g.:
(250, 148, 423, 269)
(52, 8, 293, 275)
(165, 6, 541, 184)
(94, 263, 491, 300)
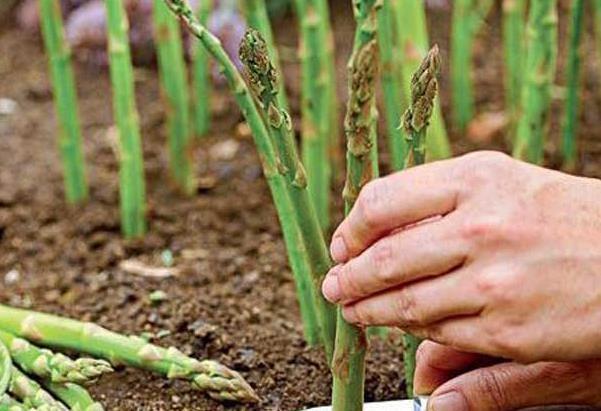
(429, 391, 468, 411)
(322, 270, 341, 303)
(330, 235, 349, 262)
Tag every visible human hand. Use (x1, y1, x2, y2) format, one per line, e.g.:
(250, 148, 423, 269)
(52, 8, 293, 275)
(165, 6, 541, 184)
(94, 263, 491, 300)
(322, 151, 601, 362)
(415, 341, 601, 411)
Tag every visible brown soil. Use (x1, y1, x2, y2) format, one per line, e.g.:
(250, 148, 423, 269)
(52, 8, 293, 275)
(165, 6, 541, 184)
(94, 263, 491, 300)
(0, 2, 600, 411)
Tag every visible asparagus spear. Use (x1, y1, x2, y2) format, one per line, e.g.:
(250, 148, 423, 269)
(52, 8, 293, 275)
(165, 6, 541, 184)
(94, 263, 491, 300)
(332, 2, 381, 410)
(292, 0, 333, 231)
(9, 367, 66, 410)
(377, 0, 407, 170)
(191, 0, 212, 138)
(0, 330, 113, 385)
(239, 28, 321, 346)
(393, 0, 450, 161)
(43, 383, 103, 411)
(0, 305, 258, 403)
(0, 340, 10, 397)
(162, 0, 337, 360)
(400, 46, 441, 396)
(512, 0, 558, 164)
(105, 0, 147, 238)
(561, 0, 584, 170)
(451, 0, 493, 131)
(0, 395, 28, 411)
(241, 0, 290, 112)
(153, 0, 195, 195)
(502, 0, 527, 141)
(39, 0, 88, 204)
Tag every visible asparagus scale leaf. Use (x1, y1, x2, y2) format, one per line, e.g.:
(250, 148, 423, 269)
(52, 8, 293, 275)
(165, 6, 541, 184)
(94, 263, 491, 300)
(9, 367, 67, 411)
(0, 305, 259, 403)
(0, 341, 11, 397)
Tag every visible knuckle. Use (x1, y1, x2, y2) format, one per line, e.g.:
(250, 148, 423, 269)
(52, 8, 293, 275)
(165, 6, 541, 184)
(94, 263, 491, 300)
(487, 326, 527, 360)
(473, 368, 509, 410)
(456, 151, 511, 185)
(357, 180, 387, 229)
(475, 269, 517, 306)
(393, 288, 420, 326)
(460, 217, 504, 243)
(338, 261, 366, 299)
(370, 240, 397, 286)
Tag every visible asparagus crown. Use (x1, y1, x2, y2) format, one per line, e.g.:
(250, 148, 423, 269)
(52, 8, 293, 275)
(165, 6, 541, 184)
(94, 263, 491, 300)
(402, 45, 441, 134)
(239, 28, 279, 109)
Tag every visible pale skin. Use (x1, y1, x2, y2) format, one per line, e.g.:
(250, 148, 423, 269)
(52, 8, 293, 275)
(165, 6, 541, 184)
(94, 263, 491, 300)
(322, 151, 601, 410)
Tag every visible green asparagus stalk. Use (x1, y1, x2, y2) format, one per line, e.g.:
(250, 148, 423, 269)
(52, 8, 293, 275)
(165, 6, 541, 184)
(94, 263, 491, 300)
(0, 305, 258, 403)
(394, 0, 450, 161)
(105, 0, 147, 238)
(163, 0, 337, 360)
(332, 3, 381, 410)
(561, 0, 584, 170)
(39, 0, 88, 204)
(0, 395, 28, 411)
(451, 0, 493, 131)
(191, 0, 212, 138)
(239, 29, 321, 345)
(43, 383, 103, 411)
(512, 0, 558, 164)
(502, 0, 527, 141)
(400, 46, 441, 396)
(153, 0, 195, 195)
(377, 0, 407, 170)
(293, 0, 333, 231)
(9, 367, 66, 410)
(0, 330, 113, 385)
(241, 0, 290, 111)
(0, 340, 10, 397)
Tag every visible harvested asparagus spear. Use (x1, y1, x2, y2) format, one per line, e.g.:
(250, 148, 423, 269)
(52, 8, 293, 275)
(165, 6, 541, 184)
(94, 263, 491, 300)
(451, 0, 493, 130)
(332, 2, 381, 410)
(561, 0, 584, 170)
(0, 395, 28, 411)
(400, 46, 441, 396)
(162, 0, 337, 359)
(153, 0, 195, 195)
(502, 0, 527, 140)
(0, 305, 258, 403)
(191, 0, 212, 138)
(105, 0, 147, 238)
(43, 383, 103, 411)
(239, 28, 322, 346)
(9, 367, 66, 410)
(241, 0, 290, 111)
(512, 0, 558, 164)
(0, 343, 9, 399)
(0, 330, 113, 384)
(39, 0, 89, 204)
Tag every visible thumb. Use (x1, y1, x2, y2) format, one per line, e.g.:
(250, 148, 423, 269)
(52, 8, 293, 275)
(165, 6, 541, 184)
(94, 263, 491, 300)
(427, 360, 601, 411)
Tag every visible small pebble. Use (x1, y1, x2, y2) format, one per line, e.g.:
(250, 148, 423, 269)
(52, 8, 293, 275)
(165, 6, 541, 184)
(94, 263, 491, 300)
(0, 98, 17, 115)
(4, 269, 20, 285)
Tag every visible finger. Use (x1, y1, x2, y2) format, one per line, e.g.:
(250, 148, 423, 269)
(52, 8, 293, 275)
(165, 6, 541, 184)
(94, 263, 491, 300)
(322, 216, 467, 304)
(341, 271, 484, 328)
(415, 341, 497, 395)
(330, 159, 461, 263)
(427, 360, 601, 411)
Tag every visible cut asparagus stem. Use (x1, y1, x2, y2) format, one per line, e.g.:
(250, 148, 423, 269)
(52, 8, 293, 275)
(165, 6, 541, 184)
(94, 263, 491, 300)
(39, 0, 88, 204)
(239, 28, 321, 346)
(191, 0, 212, 138)
(394, 0, 450, 161)
(377, 0, 407, 170)
(332, 2, 381, 410)
(0, 340, 10, 397)
(153, 0, 195, 195)
(105, 0, 147, 238)
(561, 0, 584, 170)
(0, 330, 113, 385)
(162, 0, 337, 360)
(43, 382, 104, 411)
(0, 305, 258, 403)
(401, 46, 441, 396)
(292, 0, 333, 231)
(241, 0, 290, 112)
(502, 0, 527, 142)
(512, 0, 558, 164)
(9, 367, 67, 410)
(450, 0, 493, 131)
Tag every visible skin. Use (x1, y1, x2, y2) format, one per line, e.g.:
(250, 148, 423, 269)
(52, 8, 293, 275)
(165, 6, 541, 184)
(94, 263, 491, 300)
(321, 151, 601, 408)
